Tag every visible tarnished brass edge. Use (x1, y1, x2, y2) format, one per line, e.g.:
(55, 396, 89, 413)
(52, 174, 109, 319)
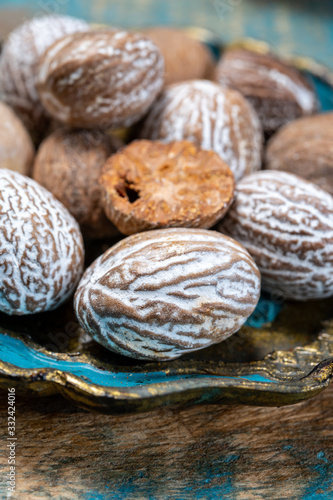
(2, 322, 333, 380)
(0, 354, 332, 403)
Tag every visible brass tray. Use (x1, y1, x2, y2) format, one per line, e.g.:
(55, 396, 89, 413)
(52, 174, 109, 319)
(1, 35, 333, 413)
(1, 295, 333, 413)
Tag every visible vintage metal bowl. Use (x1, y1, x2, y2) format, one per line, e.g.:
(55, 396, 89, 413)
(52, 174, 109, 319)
(1, 34, 333, 413)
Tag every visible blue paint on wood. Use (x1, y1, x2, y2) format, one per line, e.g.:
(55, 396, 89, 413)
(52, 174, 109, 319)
(245, 293, 283, 328)
(317, 451, 328, 463)
(224, 454, 240, 464)
(1, 0, 333, 68)
(0, 332, 279, 387)
(84, 492, 107, 500)
(302, 454, 333, 500)
(308, 74, 333, 112)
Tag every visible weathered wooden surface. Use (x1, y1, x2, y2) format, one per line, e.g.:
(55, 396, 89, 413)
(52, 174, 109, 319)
(0, 387, 333, 499)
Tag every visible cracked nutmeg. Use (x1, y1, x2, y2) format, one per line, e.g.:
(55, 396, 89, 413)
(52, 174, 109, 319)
(33, 128, 122, 239)
(139, 80, 263, 181)
(37, 30, 164, 129)
(0, 170, 84, 315)
(74, 228, 261, 361)
(218, 170, 333, 301)
(99, 139, 235, 235)
(215, 47, 318, 136)
(265, 112, 333, 197)
(0, 102, 35, 176)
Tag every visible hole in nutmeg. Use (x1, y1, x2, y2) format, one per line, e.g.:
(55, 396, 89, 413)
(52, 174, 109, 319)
(160, 163, 171, 172)
(125, 186, 140, 204)
(116, 180, 140, 204)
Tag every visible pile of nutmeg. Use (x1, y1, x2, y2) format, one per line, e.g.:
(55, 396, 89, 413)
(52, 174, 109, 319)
(1, 14, 332, 361)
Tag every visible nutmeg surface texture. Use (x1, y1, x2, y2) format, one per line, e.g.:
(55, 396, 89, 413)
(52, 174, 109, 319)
(37, 30, 164, 129)
(215, 47, 318, 136)
(0, 169, 84, 315)
(0, 102, 35, 175)
(0, 15, 89, 141)
(74, 228, 261, 360)
(33, 128, 121, 239)
(265, 112, 333, 196)
(100, 139, 235, 235)
(139, 80, 263, 181)
(143, 27, 214, 86)
(219, 170, 333, 301)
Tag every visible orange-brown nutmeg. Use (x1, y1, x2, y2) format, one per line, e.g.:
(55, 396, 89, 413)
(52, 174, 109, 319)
(265, 112, 333, 196)
(0, 102, 35, 175)
(100, 139, 235, 235)
(33, 128, 122, 239)
(143, 27, 214, 86)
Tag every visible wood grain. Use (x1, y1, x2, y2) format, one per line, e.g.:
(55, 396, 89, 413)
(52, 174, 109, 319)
(0, 386, 333, 499)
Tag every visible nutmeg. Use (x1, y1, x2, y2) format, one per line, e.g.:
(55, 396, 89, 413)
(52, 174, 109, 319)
(215, 47, 318, 136)
(100, 139, 235, 235)
(265, 112, 333, 196)
(143, 27, 214, 86)
(0, 169, 84, 315)
(0, 101, 34, 175)
(218, 170, 333, 301)
(33, 128, 122, 239)
(0, 15, 89, 142)
(74, 228, 261, 360)
(139, 80, 263, 181)
(37, 30, 164, 129)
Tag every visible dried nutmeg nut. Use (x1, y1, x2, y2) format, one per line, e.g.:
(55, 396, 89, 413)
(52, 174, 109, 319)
(74, 228, 261, 361)
(265, 112, 333, 196)
(33, 128, 122, 239)
(0, 101, 34, 175)
(0, 15, 89, 142)
(215, 48, 318, 136)
(37, 30, 164, 129)
(218, 170, 333, 301)
(139, 80, 263, 181)
(0, 169, 84, 315)
(143, 27, 214, 86)
(100, 139, 235, 235)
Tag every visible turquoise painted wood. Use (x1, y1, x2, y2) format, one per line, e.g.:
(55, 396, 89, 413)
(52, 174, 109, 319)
(0, 332, 278, 386)
(0, 0, 333, 68)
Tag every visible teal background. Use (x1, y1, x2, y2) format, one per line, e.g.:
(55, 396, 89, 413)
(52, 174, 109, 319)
(0, 0, 333, 68)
